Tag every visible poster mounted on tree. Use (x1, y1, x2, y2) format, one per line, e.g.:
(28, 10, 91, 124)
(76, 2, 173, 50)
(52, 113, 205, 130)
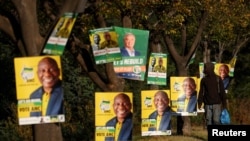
(113, 26, 149, 81)
(141, 90, 172, 136)
(95, 92, 133, 141)
(199, 61, 233, 93)
(14, 56, 65, 125)
(89, 27, 122, 64)
(170, 76, 198, 116)
(43, 12, 78, 55)
(215, 63, 233, 77)
(147, 53, 167, 85)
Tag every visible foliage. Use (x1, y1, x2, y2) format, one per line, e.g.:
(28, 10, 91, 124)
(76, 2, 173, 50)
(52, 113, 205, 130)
(230, 45, 250, 98)
(0, 42, 33, 140)
(60, 50, 96, 140)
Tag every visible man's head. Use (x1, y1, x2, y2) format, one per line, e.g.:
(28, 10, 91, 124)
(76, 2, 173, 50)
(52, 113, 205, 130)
(182, 77, 196, 98)
(204, 62, 215, 76)
(104, 32, 111, 41)
(123, 33, 135, 50)
(219, 64, 229, 79)
(151, 57, 156, 67)
(113, 93, 132, 123)
(153, 90, 169, 116)
(158, 57, 163, 66)
(93, 34, 100, 44)
(65, 19, 72, 28)
(37, 57, 60, 93)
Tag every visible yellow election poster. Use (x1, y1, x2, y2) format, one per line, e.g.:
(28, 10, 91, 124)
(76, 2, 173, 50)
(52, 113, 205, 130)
(95, 92, 133, 141)
(215, 63, 231, 76)
(14, 56, 65, 125)
(147, 53, 167, 85)
(43, 13, 78, 55)
(170, 76, 198, 116)
(141, 90, 171, 136)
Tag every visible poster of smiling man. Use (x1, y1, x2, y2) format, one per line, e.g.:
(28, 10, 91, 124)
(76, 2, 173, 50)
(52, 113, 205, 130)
(14, 56, 65, 125)
(95, 92, 133, 141)
(141, 90, 172, 136)
(113, 26, 149, 81)
(170, 76, 198, 116)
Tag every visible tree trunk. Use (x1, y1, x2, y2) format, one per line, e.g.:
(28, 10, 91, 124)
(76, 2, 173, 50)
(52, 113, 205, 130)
(33, 124, 63, 141)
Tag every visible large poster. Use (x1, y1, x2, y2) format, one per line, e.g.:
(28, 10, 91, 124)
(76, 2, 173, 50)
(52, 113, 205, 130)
(170, 76, 198, 116)
(141, 90, 171, 136)
(147, 53, 167, 85)
(89, 27, 122, 64)
(14, 56, 65, 125)
(95, 92, 133, 141)
(43, 12, 78, 55)
(113, 27, 149, 81)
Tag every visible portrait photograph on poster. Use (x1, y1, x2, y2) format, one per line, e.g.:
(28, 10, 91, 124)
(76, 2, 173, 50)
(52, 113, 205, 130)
(14, 56, 65, 125)
(95, 92, 133, 141)
(170, 76, 198, 116)
(147, 53, 167, 85)
(89, 27, 122, 64)
(113, 26, 149, 81)
(141, 90, 172, 136)
(43, 13, 78, 55)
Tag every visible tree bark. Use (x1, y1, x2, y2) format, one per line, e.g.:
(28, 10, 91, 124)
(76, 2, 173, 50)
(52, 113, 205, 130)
(33, 124, 63, 141)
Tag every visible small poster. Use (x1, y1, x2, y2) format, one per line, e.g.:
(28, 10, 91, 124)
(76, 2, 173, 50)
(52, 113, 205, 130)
(141, 90, 171, 136)
(14, 56, 65, 125)
(43, 12, 78, 55)
(95, 92, 133, 141)
(89, 27, 122, 64)
(215, 63, 232, 77)
(147, 53, 167, 85)
(113, 26, 149, 81)
(170, 77, 198, 116)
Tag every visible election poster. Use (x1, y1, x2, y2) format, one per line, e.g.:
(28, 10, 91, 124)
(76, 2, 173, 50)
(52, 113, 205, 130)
(113, 26, 149, 81)
(141, 90, 171, 136)
(215, 63, 232, 77)
(89, 27, 122, 64)
(95, 92, 133, 141)
(14, 56, 65, 125)
(147, 53, 167, 85)
(43, 12, 78, 55)
(170, 76, 198, 116)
